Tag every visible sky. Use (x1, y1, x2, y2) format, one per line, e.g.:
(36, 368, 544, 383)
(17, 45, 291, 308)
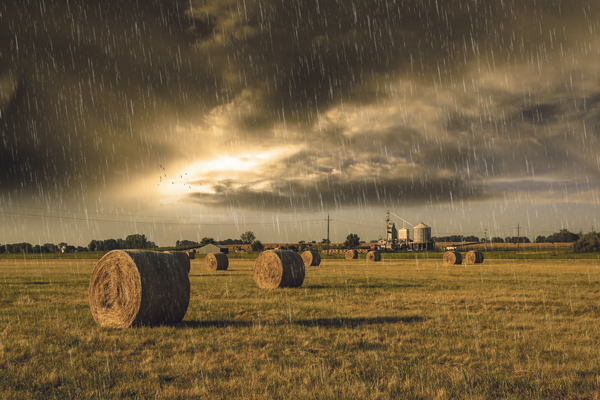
(1, 0, 600, 246)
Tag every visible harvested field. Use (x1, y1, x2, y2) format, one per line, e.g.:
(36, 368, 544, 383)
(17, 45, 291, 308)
(2, 256, 600, 398)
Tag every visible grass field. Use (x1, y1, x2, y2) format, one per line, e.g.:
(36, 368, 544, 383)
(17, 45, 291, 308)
(2, 255, 600, 399)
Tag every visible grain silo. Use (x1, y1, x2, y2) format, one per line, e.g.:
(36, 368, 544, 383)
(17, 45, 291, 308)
(413, 223, 431, 243)
(398, 227, 409, 243)
(413, 222, 434, 250)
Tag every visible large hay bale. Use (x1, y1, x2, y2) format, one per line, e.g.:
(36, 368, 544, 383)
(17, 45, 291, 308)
(301, 250, 321, 267)
(187, 251, 195, 260)
(345, 249, 358, 259)
(466, 250, 484, 264)
(254, 250, 305, 289)
(164, 251, 191, 274)
(89, 250, 190, 329)
(443, 251, 462, 265)
(366, 250, 381, 262)
(204, 252, 229, 271)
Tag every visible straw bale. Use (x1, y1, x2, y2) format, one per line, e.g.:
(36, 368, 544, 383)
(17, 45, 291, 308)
(205, 252, 229, 271)
(89, 250, 190, 328)
(254, 250, 305, 289)
(466, 250, 484, 264)
(366, 250, 381, 262)
(345, 249, 358, 259)
(443, 251, 462, 265)
(164, 251, 191, 274)
(301, 250, 321, 267)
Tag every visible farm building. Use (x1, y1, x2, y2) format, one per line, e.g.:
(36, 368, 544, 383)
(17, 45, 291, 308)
(196, 244, 229, 254)
(61, 245, 77, 253)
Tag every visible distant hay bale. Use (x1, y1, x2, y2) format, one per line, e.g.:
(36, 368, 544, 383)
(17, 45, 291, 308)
(187, 251, 195, 260)
(254, 250, 305, 289)
(163, 251, 191, 274)
(466, 250, 484, 264)
(443, 251, 462, 265)
(366, 250, 381, 262)
(301, 250, 321, 267)
(204, 252, 229, 271)
(89, 250, 190, 329)
(345, 249, 358, 259)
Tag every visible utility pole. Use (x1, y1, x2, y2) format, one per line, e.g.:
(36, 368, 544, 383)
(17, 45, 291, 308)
(325, 214, 332, 254)
(484, 229, 488, 249)
(517, 224, 520, 249)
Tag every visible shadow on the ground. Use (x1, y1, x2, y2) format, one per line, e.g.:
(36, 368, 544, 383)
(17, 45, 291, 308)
(179, 315, 423, 329)
(304, 283, 423, 289)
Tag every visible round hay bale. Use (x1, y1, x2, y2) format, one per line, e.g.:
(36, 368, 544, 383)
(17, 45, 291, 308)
(89, 250, 190, 328)
(345, 249, 358, 259)
(466, 250, 484, 264)
(204, 252, 229, 271)
(187, 251, 195, 260)
(163, 251, 191, 274)
(254, 250, 305, 289)
(366, 250, 381, 262)
(443, 251, 462, 265)
(301, 250, 321, 267)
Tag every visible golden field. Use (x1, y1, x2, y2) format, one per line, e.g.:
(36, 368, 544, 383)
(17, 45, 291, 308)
(2, 255, 600, 399)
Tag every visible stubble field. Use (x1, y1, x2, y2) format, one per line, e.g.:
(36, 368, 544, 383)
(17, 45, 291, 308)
(2, 255, 600, 399)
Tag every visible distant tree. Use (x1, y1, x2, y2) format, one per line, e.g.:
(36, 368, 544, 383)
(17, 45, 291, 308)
(241, 231, 256, 244)
(76, 246, 88, 252)
(199, 237, 216, 246)
(463, 236, 480, 242)
(251, 240, 264, 252)
(88, 240, 102, 252)
(177, 239, 200, 247)
(103, 239, 119, 251)
(535, 236, 547, 243)
(7, 243, 33, 254)
(505, 236, 530, 244)
(0, 245, 5, 254)
(572, 232, 600, 253)
(545, 229, 580, 243)
(219, 238, 244, 245)
(344, 233, 360, 249)
(43, 243, 58, 253)
(125, 234, 149, 249)
(33, 244, 42, 253)
(491, 237, 504, 243)
(298, 240, 306, 244)
(321, 238, 331, 244)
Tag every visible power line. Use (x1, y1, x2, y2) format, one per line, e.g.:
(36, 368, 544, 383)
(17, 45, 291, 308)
(0, 211, 322, 227)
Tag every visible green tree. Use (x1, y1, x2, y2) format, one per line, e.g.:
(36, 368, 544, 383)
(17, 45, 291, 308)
(344, 233, 360, 249)
(546, 229, 580, 243)
(241, 231, 256, 244)
(199, 237, 216, 246)
(125, 234, 149, 249)
(251, 240, 264, 252)
(572, 232, 600, 253)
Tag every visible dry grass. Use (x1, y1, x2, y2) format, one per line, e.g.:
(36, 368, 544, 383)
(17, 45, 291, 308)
(2, 256, 600, 398)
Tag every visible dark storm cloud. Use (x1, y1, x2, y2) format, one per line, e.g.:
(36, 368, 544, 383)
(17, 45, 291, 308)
(2, 0, 600, 211)
(189, 173, 486, 212)
(0, 0, 217, 198)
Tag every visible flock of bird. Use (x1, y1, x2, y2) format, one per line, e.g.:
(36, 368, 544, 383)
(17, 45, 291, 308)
(157, 164, 199, 189)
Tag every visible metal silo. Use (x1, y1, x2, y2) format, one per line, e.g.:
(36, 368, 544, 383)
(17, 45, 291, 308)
(398, 228, 409, 242)
(413, 223, 431, 243)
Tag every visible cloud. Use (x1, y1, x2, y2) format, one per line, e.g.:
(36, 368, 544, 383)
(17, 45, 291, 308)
(1, 0, 600, 216)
